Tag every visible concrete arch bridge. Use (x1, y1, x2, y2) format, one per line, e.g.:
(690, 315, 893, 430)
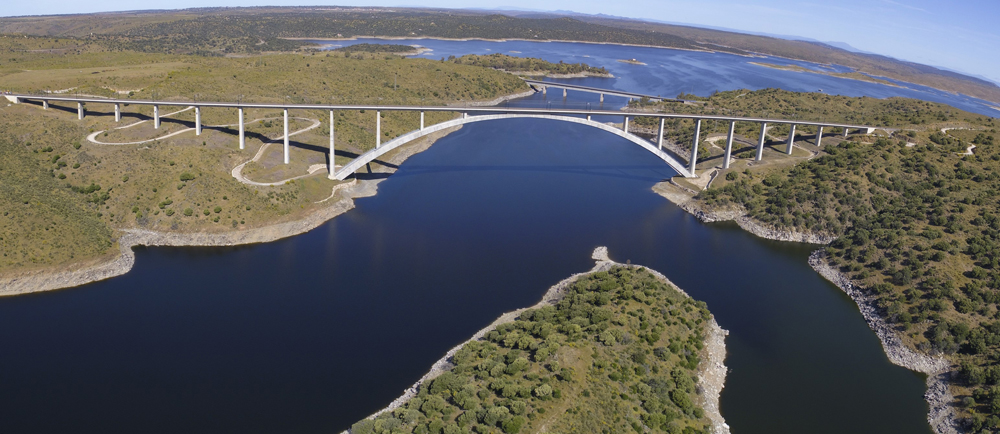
(3, 93, 876, 180)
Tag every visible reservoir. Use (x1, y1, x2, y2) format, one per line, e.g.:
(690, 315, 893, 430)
(0, 38, 958, 434)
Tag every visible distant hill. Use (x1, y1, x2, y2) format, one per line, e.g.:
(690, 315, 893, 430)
(1, 6, 998, 104)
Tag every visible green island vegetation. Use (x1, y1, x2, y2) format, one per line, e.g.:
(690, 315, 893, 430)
(641, 89, 1000, 431)
(351, 265, 715, 434)
(748, 62, 899, 87)
(1, 7, 996, 104)
(334, 43, 418, 54)
(0, 34, 527, 274)
(448, 53, 610, 77)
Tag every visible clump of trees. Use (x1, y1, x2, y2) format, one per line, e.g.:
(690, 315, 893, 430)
(351, 266, 714, 434)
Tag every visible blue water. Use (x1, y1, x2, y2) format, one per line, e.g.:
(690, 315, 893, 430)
(0, 38, 958, 434)
(323, 37, 1000, 118)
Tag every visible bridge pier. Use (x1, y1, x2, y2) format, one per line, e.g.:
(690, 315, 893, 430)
(238, 108, 245, 150)
(755, 122, 767, 161)
(283, 108, 289, 165)
(77, 102, 84, 120)
(815, 126, 823, 147)
(586, 114, 591, 122)
(195, 106, 201, 136)
(463, 112, 468, 119)
(689, 119, 701, 176)
(542, 87, 547, 95)
(376, 110, 381, 148)
(600, 93, 604, 103)
(786, 124, 796, 155)
(420, 111, 424, 131)
(330, 110, 340, 177)
(657, 118, 665, 150)
(154, 105, 160, 129)
(43, 100, 48, 110)
(623, 116, 629, 133)
(723, 121, 735, 169)
(563, 88, 567, 98)
(843, 127, 849, 138)
(114, 103, 121, 122)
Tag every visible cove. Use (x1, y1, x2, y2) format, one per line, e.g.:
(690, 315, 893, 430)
(0, 118, 930, 433)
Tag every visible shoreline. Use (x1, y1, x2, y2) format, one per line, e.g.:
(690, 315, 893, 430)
(0, 83, 534, 296)
(286, 35, 1000, 105)
(652, 181, 958, 434)
(343, 246, 730, 434)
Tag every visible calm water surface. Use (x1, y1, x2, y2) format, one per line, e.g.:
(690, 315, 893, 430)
(0, 39, 947, 434)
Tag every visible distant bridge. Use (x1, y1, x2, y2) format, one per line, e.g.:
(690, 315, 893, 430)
(522, 79, 678, 103)
(3, 93, 876, 180)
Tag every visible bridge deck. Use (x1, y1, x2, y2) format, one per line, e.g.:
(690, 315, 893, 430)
(522, 79, 678, 102)
(7, 93, 874, 130)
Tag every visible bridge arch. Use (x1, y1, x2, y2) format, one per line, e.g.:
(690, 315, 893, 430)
(333, 114, 693, 180)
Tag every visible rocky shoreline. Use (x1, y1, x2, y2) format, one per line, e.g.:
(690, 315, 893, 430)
(344, 246, 730, 434)
(809, 251, 958, 434)
(654, 183, 959, 434)
(0, 179, 380, 297)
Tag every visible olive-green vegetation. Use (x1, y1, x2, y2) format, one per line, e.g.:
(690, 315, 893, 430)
(334, 43, 417, 54)
(2, 7, 997, 104)
(352, 266, 714, 434)
(0, 36, 528, 274)
(448, 53, 610, 76)
(689, 98, 1000, 429)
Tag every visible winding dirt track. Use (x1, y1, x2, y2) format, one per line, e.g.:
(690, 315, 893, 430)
(83, 109, 326, 186)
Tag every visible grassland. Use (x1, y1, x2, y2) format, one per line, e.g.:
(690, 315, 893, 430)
(0, 35, 528, 276)
(351, 265, 718, 434)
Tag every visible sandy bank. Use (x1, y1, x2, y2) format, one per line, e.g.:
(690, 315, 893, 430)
(345, 246, 730, 434)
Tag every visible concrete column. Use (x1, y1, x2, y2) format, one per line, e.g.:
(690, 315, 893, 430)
(330, 110, 342, 177)
(283, 108, 289, 165)
(723, 121, 736, 169)
(563, 88, 567, 98)
(238, 108, 245, 150)
(114, 103, 121, 122)
(600, 93, 604, 103)
(77, 102, 84, 120)
(154, 105, 160, 129)
(786, 124, 796, 155)
(843, 127, 849, 138)
(195, 106, 201, 136)
(376, 110, 381, 148)
(815, 126, 824, 147)
(43, 100, 48, 110)
(689, 119, 701, 176)
(542, 87, 547, 95)
(623, 116, 629, 133)
(420, 111, 425, 131)
(586, 114, 592, 122)
(657, 118, 665, 150)
(462, 112, 468, 119)
(755, 122, 767, 161)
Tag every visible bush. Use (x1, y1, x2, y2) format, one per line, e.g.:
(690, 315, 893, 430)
(183, 208, 193, 216)
(179, 172, 196, 182)
(213, 206, 222, 213)
(725, 171, 738, 181)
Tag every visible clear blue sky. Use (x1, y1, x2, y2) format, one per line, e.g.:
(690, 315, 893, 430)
(6, 0, 999, 85)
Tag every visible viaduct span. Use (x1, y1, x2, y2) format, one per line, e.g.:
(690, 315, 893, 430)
(3, 93, 876, 181)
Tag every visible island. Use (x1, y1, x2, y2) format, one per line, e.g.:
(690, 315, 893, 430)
(349, 248, 728, 434)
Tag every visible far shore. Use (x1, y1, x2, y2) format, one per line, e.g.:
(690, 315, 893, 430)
(342, 246, 730, 434)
